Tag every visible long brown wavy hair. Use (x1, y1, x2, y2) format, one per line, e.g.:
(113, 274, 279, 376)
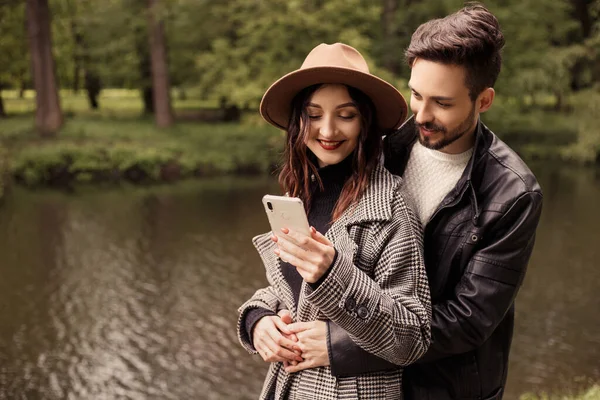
(278, 84, 383, 222)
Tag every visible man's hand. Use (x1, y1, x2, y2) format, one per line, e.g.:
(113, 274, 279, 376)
(253, 312, 303, 364)
(283, 320, 330, 373)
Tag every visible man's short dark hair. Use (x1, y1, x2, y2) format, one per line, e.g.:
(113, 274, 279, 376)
(405, 3, 505, 100)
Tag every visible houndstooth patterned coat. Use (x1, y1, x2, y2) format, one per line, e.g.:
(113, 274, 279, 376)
(237, 165, 431, 399)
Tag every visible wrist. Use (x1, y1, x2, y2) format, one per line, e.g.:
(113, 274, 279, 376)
(309, 248, 338, 289)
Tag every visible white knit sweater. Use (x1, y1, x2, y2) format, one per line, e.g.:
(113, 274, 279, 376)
(402, 141, 473, 225)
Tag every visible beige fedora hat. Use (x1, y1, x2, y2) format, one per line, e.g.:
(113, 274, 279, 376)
(260, 43, 408, 131)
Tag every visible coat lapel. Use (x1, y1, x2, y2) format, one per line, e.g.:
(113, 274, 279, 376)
(340, 164, 397, 226)
(254, 165, 399, 322)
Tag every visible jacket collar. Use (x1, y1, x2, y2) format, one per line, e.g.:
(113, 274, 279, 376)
(384, 115, 493, 224)
(338, 164, 397, 227)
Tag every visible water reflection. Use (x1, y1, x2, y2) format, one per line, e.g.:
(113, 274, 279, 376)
(505, 164, 600, 398)
(0, 167, 598, 399)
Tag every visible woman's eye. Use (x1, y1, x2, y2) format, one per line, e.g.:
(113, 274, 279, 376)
(308, 115, 321, 120)
(340, 114, 357, 120)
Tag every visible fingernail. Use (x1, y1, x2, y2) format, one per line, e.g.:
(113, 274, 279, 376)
(310, 226, 316, 234)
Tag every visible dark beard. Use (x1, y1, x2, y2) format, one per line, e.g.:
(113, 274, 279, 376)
(416, 104, 476, 151)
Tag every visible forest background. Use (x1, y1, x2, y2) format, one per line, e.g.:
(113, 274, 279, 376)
(0, 0, 599, 190)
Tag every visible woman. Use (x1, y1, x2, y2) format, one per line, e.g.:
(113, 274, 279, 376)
(237, 43, 431, 399)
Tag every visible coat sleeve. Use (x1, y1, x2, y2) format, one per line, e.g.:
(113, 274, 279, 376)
(305, 192, 432, 366)
(417, 190, 543, 363)
(237, 285, 282, 354)
(327, 321, 398, 377)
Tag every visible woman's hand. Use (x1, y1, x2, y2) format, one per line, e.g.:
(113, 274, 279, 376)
(253, 314, 303, 364)
(283, 320, 330, 373)
(272, 227, 335, 283)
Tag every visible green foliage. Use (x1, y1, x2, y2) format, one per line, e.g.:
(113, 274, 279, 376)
(2, 0, 599, 164)
(195, 0, 381, 108)
(560, 90, 600, 163)
(483, 98, 577, 144)
(483, 0, 577, 100)
(2, 0, 597, 113)
(0, 1, 29, 89)
(48, 0, 142, 89)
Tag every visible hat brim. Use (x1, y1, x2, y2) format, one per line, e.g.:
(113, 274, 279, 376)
(260, 67, 408, 131)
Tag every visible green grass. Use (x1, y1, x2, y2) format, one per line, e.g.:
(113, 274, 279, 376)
(1, 88, 220, 116)
(521, 386, 600, 400)
(0, 113, 283, 186)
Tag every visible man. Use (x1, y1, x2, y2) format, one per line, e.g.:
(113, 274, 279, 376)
(324, 4, 543, 399)
(243, 4, 543, 399)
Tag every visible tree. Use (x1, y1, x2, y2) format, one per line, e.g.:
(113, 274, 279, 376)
(0, 0, 30, 112)
(380, 0, 400, 75)
(26, 0, 63, 136)
(132, 2, 154, 114)
(195, 0, 381, 110)
(0, 88, 5, 117)
(146, 0, 173, 127)
(571, 0, 594, 38)
(56, 0, 102, 108)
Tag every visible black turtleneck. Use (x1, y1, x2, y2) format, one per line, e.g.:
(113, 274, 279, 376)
(244, 155, 354, 345)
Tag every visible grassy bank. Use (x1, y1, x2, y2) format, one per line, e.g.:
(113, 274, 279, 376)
(0, 115, 283, 186)
(0, 88, 597, 188)
(0, 89, 285, 186)
(521, 386, 600, 400)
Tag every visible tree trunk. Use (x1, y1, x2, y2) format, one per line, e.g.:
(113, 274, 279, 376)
(72, 21, 83, 93)
(85, 72, 101, 109)
(381, 0, 400, 75)
(0, 90, 6, 118)
(79, 30, 101, 110)
(554, 91, 563, 112)
(142, 86, 154, 114)
(19, 72, 26, 98)
(147, 0, 174, 128)
(571, 0, 592, 38)
(134, 16, 153, 114)
(26, 0, 63, 137)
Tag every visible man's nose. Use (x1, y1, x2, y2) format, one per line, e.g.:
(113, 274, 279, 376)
(413, 103, 433, 125)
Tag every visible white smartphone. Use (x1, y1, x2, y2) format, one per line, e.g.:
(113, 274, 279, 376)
(262, 194, 311, 237)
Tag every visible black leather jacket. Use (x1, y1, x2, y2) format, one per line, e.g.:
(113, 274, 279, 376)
(327, 117, 543, 400)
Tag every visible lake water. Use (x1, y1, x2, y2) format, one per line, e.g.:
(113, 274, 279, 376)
(0, 163, 598, 399)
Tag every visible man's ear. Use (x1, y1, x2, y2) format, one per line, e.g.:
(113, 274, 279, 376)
(478, 88, 495, 113)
